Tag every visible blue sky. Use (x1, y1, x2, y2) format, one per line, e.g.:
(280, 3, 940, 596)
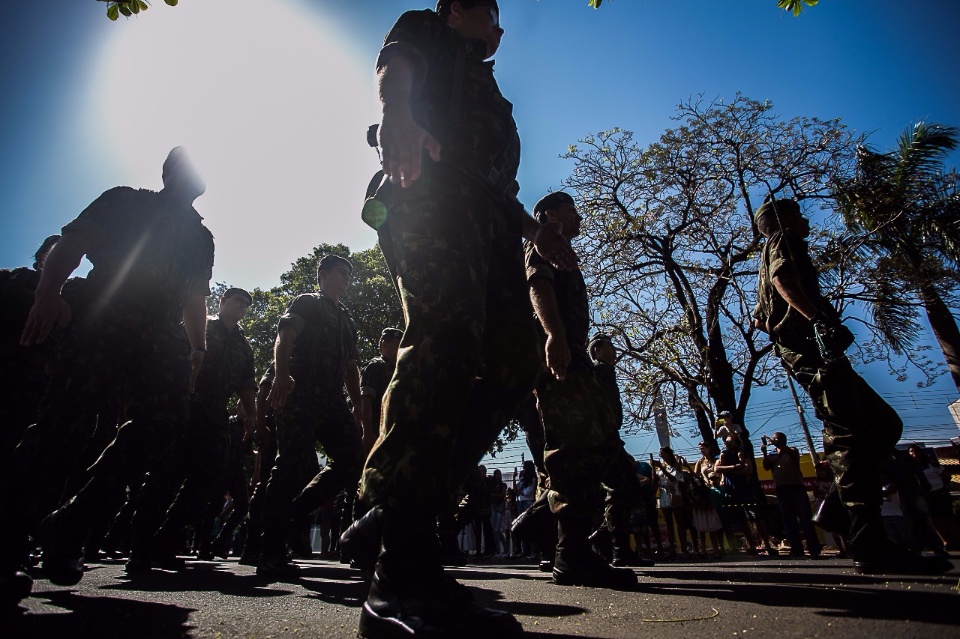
(1, 1, 959, 468)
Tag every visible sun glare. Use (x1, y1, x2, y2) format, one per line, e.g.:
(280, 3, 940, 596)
(90, 0, 380, 289)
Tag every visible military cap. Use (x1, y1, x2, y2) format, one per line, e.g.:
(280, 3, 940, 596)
(754, 198, 801, 223)
(533, 191, 575, 215)
(436, 0, 499, 19)
(587, 333, 613, 354)
(380, 327, 403, 341)
(223, 287, 253, 305)
(317, 254, 353, 273)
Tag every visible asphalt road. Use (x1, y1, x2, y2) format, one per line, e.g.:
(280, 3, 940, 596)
(4, 552, 958, 639)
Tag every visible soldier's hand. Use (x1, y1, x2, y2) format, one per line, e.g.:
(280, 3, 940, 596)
(20, 293, 71, 346)
(380, 108, 441, 189)
(267, 374, 296, 409)
(545, 333, 571, 381)
(188, 349, 205, 394)
(533, 221, 578, 271)
(241, 415, 256, 443)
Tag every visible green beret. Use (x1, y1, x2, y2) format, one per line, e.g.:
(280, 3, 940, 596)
(754, 198, 800, 223)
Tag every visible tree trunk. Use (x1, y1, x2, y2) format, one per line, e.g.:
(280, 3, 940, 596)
(919, 282, 960, 393)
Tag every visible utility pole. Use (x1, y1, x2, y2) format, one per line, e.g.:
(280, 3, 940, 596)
(784, 364, 820, 465)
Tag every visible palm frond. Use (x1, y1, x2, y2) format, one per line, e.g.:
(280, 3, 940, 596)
(869, 269, 922, 354)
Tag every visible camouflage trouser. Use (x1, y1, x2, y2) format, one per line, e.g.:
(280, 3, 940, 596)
(602, 446, 643, 535)
(361, 170, 540, 514)
(0, 313, 190, 552)
(536, 361, 621, 515)
(0, 345, 51, 465)
(517, 394, 546, 478)
(779, 346, 902, 508)
(149, 401, 232, 552)
(261, 385, 363, 558)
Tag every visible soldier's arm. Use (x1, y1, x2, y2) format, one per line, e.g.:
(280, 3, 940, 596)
(254, 374, 272, 450)
(360, 395, 377, 453)
(519, 212, 578, 272)
(182, 293, 208, 393)
(268, 325, 298, 409)
(771, 270, 820, 320)
(378, 54, 440, 188)
(20, 233, 89, 346)
(345, 358, 362, 424)
(239, 387, 257, 442)
(528, 277, 570, 381)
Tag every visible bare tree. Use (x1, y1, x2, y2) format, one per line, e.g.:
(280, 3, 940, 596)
(563, 94, 860, 444)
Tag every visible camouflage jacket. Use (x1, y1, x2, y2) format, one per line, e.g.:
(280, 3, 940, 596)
(754, 228, 839, 354)
(278, 292, 358, 389)
(524, 240, 592, 369)
(193, 317, 257, 411)
(63, 187, 214, 322)
(377, 9, 521, 197)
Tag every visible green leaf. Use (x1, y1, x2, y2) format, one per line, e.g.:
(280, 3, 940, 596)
(589, 0, 603, 8)
(107, 3, 120, 20)
(139, 0, 149, 11)
(130, 0, 140, 14)
(165, 0, 178, 5)
(118, 3, 132, 16)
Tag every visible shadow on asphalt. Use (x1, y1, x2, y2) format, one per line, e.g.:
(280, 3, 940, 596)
(0, 590, 196, 639)
(640, 571, 960, 624)
(95, 563, 296, 598)
(445, 566, 554, 582)
(648, 563, 958, 587)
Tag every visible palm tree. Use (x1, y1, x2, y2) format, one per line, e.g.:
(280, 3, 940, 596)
(834, 122, 960, 392)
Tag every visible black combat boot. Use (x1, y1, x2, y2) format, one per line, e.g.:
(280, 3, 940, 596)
(511, 492, 557, 552)
(256, 528, 300, 580)
(358, 506, 522, 639)
(811, 485, 850, 534)
(553, 510, 637, 590)
(437, 513, 467, 566)
(38, 507, 86, 586)
(339, 505, 384, 572)
(611, 531, 655, 568)
(848, 505, 952, 575)
(0, 543, 33, 602)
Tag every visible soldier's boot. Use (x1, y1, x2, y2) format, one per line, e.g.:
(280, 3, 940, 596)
(150, 530, 186, 571)
(38, 507, 86, 586)
(611, 531, 655, 568)
(588, 526, 613, 563)
(358, 506, 521, 639)
(256, 526, 300, 580)
(511, 493, 557, 553)
(811, 485, 850, 534)
(437, 514, 467, 567)
(210, 532, 232, 560)
(0, 543, 33, 602)
(340, 506, 384, 572)
(285, 515, 314, 559)
(552, 511, 637, 590)
(125, 534, 154, 574)
(849, 505, 952, 575)
(238, 528, 262, 566)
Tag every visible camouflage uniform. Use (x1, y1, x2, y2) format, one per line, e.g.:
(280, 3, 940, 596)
(754, 226, 902, 511)
(360, 10, 540, 514)
(360, 354, 394, 438)
(146, 316, 257, 555)
(592, 359, 642, 541)
(0, 267, 54, 461)
(260, 292, 364, 560)
(0, 187, 214, 561)
(524, 243, 621, 515)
